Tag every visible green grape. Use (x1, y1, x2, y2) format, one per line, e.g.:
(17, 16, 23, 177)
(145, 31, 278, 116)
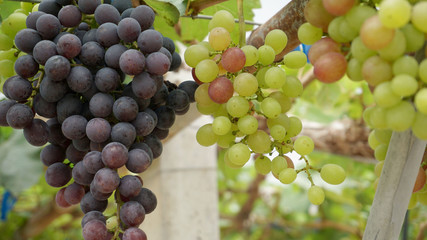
(281, 144, 292, 154)
(241, 45, 259, 66)
(344, 5, 376, 33)
(224, 150, 245, 169)
(401, 24, 425, 52)
(226, 96, 250, 117)
(254, 155, 271, 175)
(320, 164, 346, 185)
(196, 124, 218, 147)
(195, 59, 219, 83)
(391, 74, 418, 97)
(279, 168, 297, 184)
(338, 17, 358, 41)
(308, 186, 325, 205)
(106, 216, 118, 230)
(412, 2, 427, 33)
(363, 107, 374, 128)
(256, 66, 271, 89)
(0, 33, 13, 51)
(270, 124, 287, 141)
(350, 37, 376, 62)
(368, 131, 381, 149)
(282, 75, 303, 97)
(21, 2, 36, 13)
(415, 88, 427, 114)
(227, 143, 251, 166)
(375, 161, 384, 177)
(247, 130, 271, 153)
(269, 91, 292, 113)
(298, 22, 323, 45)
(293, 136, 314, 156)
(267, 113, 290, 130)
(346, 58, 363, 81)
(212, 104, 228, 117)
(237, 115, 258, 135)
(212, 116, 232, 136)
(420, 59, 427, 83)
(412, 112, 427, 140)
(286, 116, 302, 138)
(378, 30, 406, 61)
(258, 45, 275, 66)
(0, 59, 15, 78)
(195, 83, 215, 106)
(209, 27, 231, 51)
(184, 44, 209, 68)
(265, 29, 288, 54)
(374, 143, 388, 161)
(217, 132, 236, 148)
(373, 82, 401, 108)
(283, 51, 307, 69)
(369, 106, 388, 129)
(32, 4, 39, 12)
(0, 49, 18, 61)
(328, 17, 350, 43)
(197, 102, 220, 115)
(234, 72, 258, 96)
(208, 10, 235, 33)
(261, 97, 281, 118)
(198, 41, 214, 52)
(392, 55, 418, 77)
(1, 13, 27, 37)
(264, 67, 286, 89)
(271, 156, 288, 178)
(379, 0, 411, 28)
(408, 194, 418, 209)
(374, 129, 392, 144)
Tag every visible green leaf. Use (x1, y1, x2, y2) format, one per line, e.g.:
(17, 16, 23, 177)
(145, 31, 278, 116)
(145, 0, 182, 26)
(0, 130, 43, 196)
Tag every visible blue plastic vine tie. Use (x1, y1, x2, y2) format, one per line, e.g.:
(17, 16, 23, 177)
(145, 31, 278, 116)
(1, 191, 17, 221)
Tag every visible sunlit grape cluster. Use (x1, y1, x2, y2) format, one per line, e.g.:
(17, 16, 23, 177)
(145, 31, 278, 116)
(299, 0, 427, 207)
(185, 10, 346, 206)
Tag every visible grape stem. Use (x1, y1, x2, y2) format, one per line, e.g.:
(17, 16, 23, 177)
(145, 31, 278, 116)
(297, 156, 315, 186)
(113, 190, 123, 239)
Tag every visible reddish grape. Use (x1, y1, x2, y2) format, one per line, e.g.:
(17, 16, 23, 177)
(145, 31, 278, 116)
(304, 0, 335, 31)
(308, 37, 341, 64)
(220, 47, 246, 73)
(313, 52, 347, 83)
(413, 167, 426, 192)
(56, 188, 71, 208)
(322, 0, 355, 16)
(208, 77, 234, 104)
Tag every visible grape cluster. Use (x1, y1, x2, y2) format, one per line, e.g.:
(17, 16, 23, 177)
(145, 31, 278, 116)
(300, 0, 427, 206)
(185, 10, 346, 206)
(0, 0, 197, 239)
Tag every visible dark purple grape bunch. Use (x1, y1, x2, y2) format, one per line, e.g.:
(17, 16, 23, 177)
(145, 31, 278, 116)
(0, 0, 199, 239)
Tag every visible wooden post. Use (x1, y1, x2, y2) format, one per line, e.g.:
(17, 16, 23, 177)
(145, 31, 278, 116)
(363, 130, 427, 240)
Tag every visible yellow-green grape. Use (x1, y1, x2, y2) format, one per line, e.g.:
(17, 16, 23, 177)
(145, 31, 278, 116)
(374, 143, 388, 161)
(106, 216, 118, 230)
(339, 17, 358, 41)
(0, 33, 13, 51)
(224, 150, 245, 168)
(227, 143, 251, 166)
(417, 191, 427, 205)
(368, 131, 381, 149)
(375, 161, 384, 177)
(267, 113, 290, 130)
(286, 116, 302, 138)
(282, 75, 303, 98)
(271, 156, 288, 178)
(408, 194, 418, 209)
(386, 101, 416, 132)
(369, 106, 388, 129)
(308, 186, 325, 205)
(363, 107, 374, 128)
(265, 29, 288, 54)
(196, 124, 218, 147)
(1, 13, 27, 37)
(208, 10, 235, 33)
(265, 66, 286, 89)
(293, 136, 314, 156)
(32, 4, 39, 12)
(279, 168, 297, 184)
(226, 96, 250, 118)
(208, 27, 231, 51)
(0, 60, 15, 78)
(0, 49, 18, 61)
(198, 41, 214, 52)
(283, 51, 307, 69)
(393, 56, 418, 77)
(298, 22, 323, 45)
(217, 132, 235, 148)
(233, 72, 258, 96)
(411, 2, 427, 33)
(269, 91, 292, 113)
(401, 24, 425, 53)
(212, 116, 232, 136)
(21, 2, 36, 13)
(184, 44, 209, 68)
(195, 83, 215, 106)
(241, 45, 259, 66)
(374, 129, 392, 144)
(328, 17, 349, 43)
(247, 130, 271, 153)
(255, 66, 271, 88)
(258, 45, 275, 66)
(237, 115, 258, 135)
(420, 59, 427, 84)
(373, 82, 401, 108)
(320, 164, 346, 185)
(351, 37, 376, 62)
(254, 155, 272, 175)
(261, 97, 281, 119)
(344, 5, 376, 33)
(378, 30, 406, 61)
(270, 124, 287, 141)
(412, 112, 427, 140)
(195, 59, 219, 83)
(379, 0, 411, 29)
(281, 144, 292, 154)
(197, 102, 220, 115)
(415, 88, 427, 114)
(212, 104, 228, 118)
(346, 58, 364, 81)
(391, 74, 418, 97)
